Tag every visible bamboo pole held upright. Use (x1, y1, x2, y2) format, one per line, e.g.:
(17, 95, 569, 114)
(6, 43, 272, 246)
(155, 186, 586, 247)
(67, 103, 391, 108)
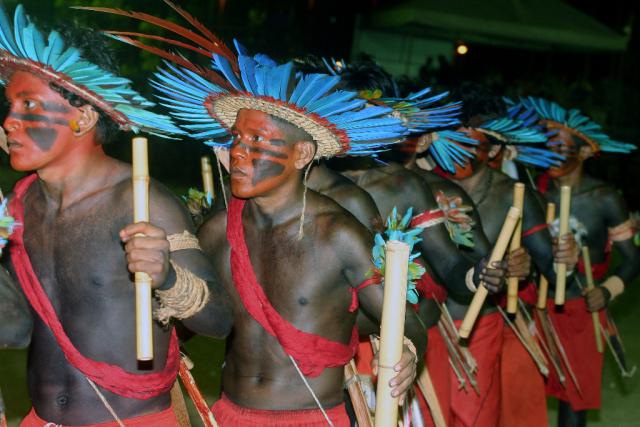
(581, 247, 604, 353)
(201, 156, 214, 203)
(132, 137, 153, 361)
(459, 207, 521, 339)
(536, 203, 556, 310)
(375, 240, 411, 427)
(554, 186, 572, 306)
(507, 183, 525, 314)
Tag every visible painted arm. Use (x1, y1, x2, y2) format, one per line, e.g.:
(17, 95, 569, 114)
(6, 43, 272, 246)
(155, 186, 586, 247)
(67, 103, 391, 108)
(0, 260, 32, 348)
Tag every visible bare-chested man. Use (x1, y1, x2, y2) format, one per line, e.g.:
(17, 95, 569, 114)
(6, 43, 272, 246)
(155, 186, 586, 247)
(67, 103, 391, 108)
(519, 96, 640, 427)
(0, 9, 231, 426)
(433, 86, 579, 427)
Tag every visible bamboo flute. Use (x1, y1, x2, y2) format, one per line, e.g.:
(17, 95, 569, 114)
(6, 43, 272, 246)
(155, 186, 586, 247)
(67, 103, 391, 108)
(345, 360, 374, 427)
(201, 156, 214, 204)
(459, 207, 521, 339)
(536, 203, 556, 309)
(178, 355, 219, 427)
(507, 183, 525, 314)
(132, 137, 153, 361)
(416, 367, 448, 427)
(374, 240, 410, 427)
(554, 186, 572, 305)
(581, 247, 604, 353)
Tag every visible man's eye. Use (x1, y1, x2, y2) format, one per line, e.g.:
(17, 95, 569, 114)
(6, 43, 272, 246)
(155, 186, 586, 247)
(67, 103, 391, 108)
(23, 100, 37, 110)
(253, 135, 264, 143)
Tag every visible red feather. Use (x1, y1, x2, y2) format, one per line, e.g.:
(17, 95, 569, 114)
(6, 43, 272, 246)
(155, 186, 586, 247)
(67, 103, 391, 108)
(162, 0, 236, 63)
(107, 34, 234, 91)
(73, 6, 231, 61)
(106, 31, 212, 58)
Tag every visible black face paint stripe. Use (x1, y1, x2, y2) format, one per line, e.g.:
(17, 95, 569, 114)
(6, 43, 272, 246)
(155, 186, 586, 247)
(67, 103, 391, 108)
(41, 102, 72, 114)
(236, 142, 289, 160)
(26, 127, 58, 151)
(8, 113, 68, 126)
(268, 139, 287, 146)
(252, 159, 285, 186)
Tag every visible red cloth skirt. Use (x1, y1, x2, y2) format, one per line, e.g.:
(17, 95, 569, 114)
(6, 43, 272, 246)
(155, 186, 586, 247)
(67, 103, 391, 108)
(422, 312, 504, 427)
(499, 326, 548, 427)
(20, 406, 179, 427)
(211, 393, 350, 427)
(544, 297, 606, 411)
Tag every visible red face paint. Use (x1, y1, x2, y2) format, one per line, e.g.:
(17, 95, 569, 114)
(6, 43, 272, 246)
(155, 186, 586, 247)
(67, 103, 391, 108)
(547, 128, 580, 178)
(3, 71, 79, 172)
(229, 109, 299, 199)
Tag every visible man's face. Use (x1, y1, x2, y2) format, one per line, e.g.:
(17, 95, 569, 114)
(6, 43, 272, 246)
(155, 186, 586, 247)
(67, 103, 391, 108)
(3, 71, 78, 171)
(547, 128, 582, 178)
(229, 109, 301, 199)
(445, 128, 489, 180)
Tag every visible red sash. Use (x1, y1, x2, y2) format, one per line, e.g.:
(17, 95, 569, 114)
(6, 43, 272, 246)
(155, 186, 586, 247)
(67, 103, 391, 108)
(227, 198, 358, 377)
(8, 174, 179, 400)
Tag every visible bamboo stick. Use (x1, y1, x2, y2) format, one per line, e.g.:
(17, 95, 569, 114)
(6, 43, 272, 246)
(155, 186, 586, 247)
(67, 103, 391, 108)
(536, 203, 556, 309)
(459, 207, 521, 339)
(345, 360, 374, 427)
(507, 183, 525, 314)
(375, 240, 411, 427)
(554, 186, 571, 305)
(581, 247, 604, 353)
(416, 367, 448, 427)
(132, 137, 153, 361)
(201, 156, 214, 204)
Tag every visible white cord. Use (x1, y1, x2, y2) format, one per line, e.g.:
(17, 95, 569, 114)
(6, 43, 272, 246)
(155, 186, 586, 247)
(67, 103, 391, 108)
(288, 355, 334, 427)
(86, 378, 126, 427)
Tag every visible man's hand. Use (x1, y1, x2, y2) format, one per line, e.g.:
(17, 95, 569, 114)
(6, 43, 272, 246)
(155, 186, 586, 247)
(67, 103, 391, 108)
(583, 286, 611, 312)
(553, 233, 579, 270)
(120, 222, 171, 288)
(475, 258, 507, 294)
(505, 247, 531, 280)
(371, 343, 417, 405)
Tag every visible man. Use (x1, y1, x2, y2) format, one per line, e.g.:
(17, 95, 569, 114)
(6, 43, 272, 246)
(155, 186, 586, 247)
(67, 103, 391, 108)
(436, 86, 579, 427)
(520, 96, 640, 427)
(0, 6, 232, 425)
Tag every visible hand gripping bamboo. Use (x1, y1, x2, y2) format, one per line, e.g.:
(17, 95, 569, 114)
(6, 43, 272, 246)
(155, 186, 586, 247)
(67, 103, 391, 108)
(581, 247, 604, 353)
(459, 207, 521, 339)
(132, 137, 153, 361)
(536, 203, 556, 309)
(374, 240, 411, 427)
(554, 186, 572, 305)
(201, 156, 214, 202)
(507, 183, 525, 314)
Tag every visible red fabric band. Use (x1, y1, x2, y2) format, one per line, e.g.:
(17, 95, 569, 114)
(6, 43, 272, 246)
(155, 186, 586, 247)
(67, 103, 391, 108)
(227, 198, 358, 377)
(9, 174, 180, 400)
(349, 272, 381, 312)
(522, 223, 548, 238)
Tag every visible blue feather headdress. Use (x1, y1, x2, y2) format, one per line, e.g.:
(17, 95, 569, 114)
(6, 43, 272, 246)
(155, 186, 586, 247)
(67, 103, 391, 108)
(513, 96, 635, 155)
(470, 112, 564, 168)
(78, 2, 407, 158)
(322, 58, 478, 173)
(0, 4, 182, 137)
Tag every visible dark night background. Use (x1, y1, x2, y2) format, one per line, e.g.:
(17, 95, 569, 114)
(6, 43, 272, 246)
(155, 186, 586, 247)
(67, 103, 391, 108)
(0, 0, 637, 208)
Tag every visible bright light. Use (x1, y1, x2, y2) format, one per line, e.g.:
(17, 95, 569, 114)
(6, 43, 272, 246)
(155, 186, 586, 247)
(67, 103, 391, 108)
(456, 44, 469, 55)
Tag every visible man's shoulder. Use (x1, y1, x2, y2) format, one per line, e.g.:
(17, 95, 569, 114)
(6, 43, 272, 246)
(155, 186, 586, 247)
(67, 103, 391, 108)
(198, 208, 228, 252)
(309, 191, 370, 239)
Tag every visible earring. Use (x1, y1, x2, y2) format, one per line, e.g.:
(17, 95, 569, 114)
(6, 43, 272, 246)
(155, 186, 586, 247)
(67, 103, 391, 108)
(69, 120, 80, 133)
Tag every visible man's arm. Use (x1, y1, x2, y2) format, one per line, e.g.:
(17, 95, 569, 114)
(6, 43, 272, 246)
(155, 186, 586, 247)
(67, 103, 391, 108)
(337, 217, 425, 403)
(0, 261, 32, 348)
(120, 181, 233, 339)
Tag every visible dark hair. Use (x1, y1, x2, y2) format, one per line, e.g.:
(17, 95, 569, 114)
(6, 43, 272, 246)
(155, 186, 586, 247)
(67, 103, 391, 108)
(48, 25, 120, 145)
(451, 82, 506, 126)
(336, 57, 399, 97)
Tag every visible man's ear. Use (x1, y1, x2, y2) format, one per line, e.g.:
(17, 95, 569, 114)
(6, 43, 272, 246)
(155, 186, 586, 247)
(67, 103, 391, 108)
(415, 133, 433, 154)
(293, 140, 316, 169)
(578, 144, 594, 161)
(74, 105, 100, 137)
(488, 144, 503, 159)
